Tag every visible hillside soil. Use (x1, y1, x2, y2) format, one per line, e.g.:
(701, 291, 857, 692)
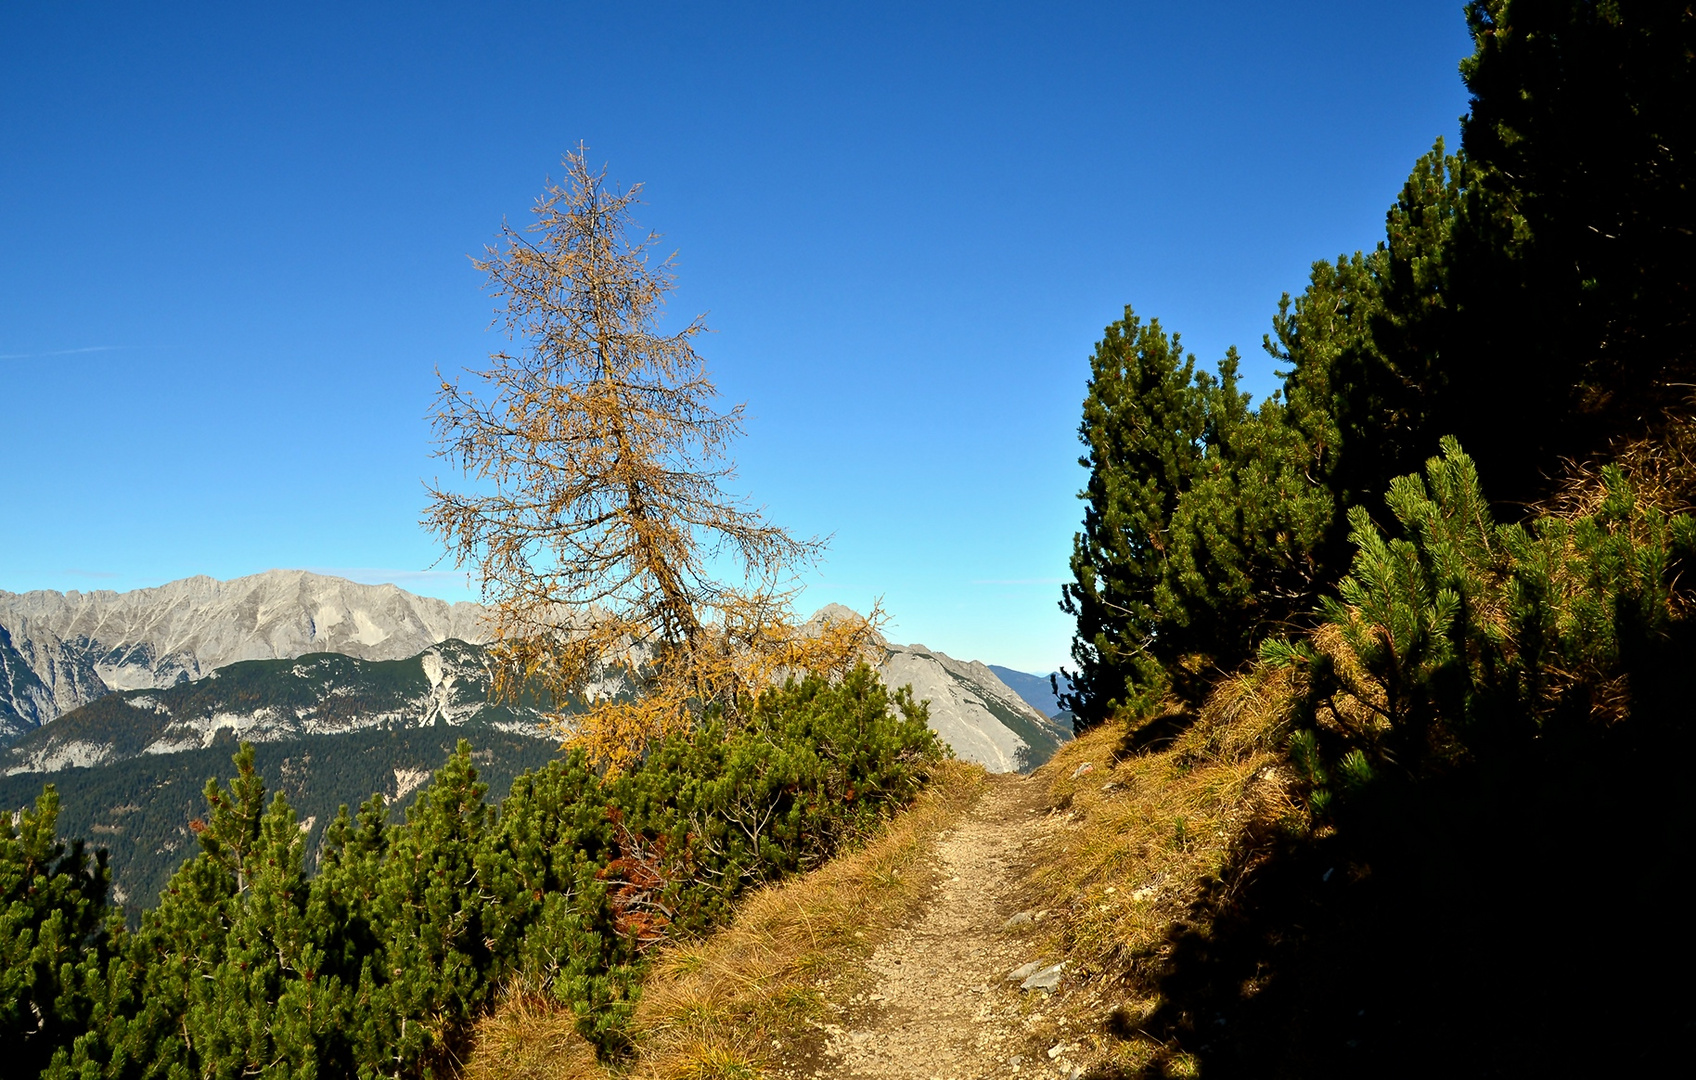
(806, 774, 1088, 1080)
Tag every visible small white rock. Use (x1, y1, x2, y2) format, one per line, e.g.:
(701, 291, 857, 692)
(1020, 962, 1065, 991)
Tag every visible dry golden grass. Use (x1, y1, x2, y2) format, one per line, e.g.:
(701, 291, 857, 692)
(1544, 409, 1696, 520)
(1021, 665, 1303, 1076)
(463, 759, 986, 1080)
(463, 991, 602, 1080)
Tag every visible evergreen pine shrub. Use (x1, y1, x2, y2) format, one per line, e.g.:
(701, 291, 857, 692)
(1266, 436, 1696, 809)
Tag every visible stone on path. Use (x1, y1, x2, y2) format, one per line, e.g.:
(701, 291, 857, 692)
(1019, 962, 1064, 992)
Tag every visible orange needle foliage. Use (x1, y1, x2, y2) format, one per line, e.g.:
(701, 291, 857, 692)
(425, 147, 879, 772)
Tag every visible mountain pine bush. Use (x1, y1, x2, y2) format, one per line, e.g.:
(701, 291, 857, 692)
(1, 788, 119, 1080)
(1266, 437, 1696, 809)
(1065, 437, 1696, 1073)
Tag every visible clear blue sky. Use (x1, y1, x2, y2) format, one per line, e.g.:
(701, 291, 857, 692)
(0, 2, 1472, 673)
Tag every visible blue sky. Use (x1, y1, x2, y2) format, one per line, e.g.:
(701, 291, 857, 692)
(0, 2, 1472, 672)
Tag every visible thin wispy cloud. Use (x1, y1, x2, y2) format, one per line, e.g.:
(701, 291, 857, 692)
(0, 346, 128, 360)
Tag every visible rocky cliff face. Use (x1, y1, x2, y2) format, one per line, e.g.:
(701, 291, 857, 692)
(877, 643, 1069, 773)
(0, 570, 487, 739)
(1, 639, 545, 776)
(804, 605, 1072, 773)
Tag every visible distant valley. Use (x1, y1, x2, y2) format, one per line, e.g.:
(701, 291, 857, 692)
(987, 664, 1073, 720)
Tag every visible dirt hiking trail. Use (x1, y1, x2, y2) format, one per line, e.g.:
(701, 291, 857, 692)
(811, 772, 1084, 1080)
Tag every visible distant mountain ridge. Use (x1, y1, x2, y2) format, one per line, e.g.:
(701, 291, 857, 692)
(0, 638, 545, 776)
(987, 665, 1073, 719)
(1, 574, 1066, 774)
(878, 643, 1070, 772)
(0, 570, 487, 739)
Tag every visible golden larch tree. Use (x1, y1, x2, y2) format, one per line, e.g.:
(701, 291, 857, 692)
(425, 147, 877, 771)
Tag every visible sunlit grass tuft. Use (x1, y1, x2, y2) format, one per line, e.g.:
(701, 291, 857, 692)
(463, 990, 600, 1080)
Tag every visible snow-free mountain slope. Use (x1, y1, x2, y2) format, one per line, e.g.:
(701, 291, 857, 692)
(986, 665, 1073, 719)
(0, 570, 487, 737)
(879, 645, 1070, 773)
(1, 577, 1067, 773)
(1, 639, 545, 775)
(806, 604, 1071, 773)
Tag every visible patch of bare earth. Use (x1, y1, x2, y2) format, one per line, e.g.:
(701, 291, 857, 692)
(813, 773, 1084, 1080)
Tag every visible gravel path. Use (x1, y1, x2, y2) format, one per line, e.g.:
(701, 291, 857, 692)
(814, 774, 1082, 1080)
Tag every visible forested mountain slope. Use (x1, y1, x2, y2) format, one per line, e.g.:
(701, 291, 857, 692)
(0, 638, 557, 908)
(0, 726, 556, 915)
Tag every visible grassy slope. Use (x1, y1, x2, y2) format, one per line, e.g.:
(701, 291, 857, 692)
(466, 760, 987, 1080)
(1016, 674, 1298, 1079)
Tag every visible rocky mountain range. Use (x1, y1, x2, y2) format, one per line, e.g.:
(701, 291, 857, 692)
(1, 571, 1067, 772)
(0, 570, 487, 739)
(877, 642, 1068, 772)
(0, 638, 544, 776)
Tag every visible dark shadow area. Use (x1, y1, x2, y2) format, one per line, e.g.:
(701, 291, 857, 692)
(1112, 652, 1696, 1076)
(1114, 706, 1197, 760)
